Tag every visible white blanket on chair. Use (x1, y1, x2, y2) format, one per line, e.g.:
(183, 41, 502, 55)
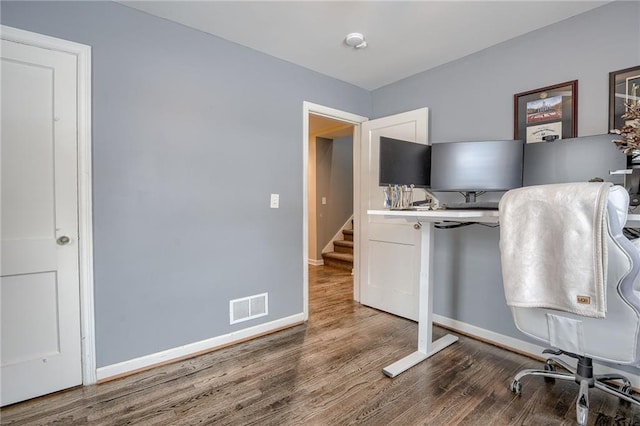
(499, 182, 611, 318)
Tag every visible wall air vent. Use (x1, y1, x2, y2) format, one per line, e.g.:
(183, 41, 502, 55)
(229, 293, 268, 324)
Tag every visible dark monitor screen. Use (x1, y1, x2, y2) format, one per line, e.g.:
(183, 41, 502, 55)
(379, 137, 431, 188)
(430, 140, 524, 192)
(522, 134, 625, 186)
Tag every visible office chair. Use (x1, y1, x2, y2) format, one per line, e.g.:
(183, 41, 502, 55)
(499, 182, 640, 425)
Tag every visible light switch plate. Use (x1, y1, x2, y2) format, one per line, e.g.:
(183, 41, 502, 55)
(270, 193, 279, 208)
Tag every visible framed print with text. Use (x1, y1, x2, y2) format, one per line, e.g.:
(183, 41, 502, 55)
(514, 80, 577, 143)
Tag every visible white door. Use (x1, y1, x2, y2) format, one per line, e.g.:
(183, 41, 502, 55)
(359, 108, 428, 321)
(1, 38, 82, 406)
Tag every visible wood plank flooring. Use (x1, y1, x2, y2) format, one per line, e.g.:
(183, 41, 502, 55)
(2, 265, 640, 425)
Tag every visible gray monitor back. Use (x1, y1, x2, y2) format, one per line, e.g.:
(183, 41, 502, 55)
(431, 140, 524, 192)
(523, 134, 626, 186)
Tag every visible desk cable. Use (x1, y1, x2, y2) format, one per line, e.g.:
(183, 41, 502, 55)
(434, 221, 499, 230)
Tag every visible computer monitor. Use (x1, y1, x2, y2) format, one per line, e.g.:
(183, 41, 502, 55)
(379, 136, 431, 188)
(522, 134, 625, 187)
(430, 140, 524, 205)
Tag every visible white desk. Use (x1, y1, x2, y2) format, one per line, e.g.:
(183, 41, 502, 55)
(368, 209, 640, 378)
(367, 208, 499, 377)
(627, 213, 640, 228)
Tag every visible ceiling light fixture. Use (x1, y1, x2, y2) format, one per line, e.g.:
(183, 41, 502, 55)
(345, 32, 367, 49)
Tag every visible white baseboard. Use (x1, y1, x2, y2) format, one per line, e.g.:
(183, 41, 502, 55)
(308, 258, 324, 266)
(96, 311, 640, 387)
(433, 314, 640, 387)
(96, 313, 304, 382)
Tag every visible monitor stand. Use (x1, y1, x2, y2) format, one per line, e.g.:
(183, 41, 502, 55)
(444, 192, 499, 210)
(626, 167, 640, 206)
(464, 191, 478, 203)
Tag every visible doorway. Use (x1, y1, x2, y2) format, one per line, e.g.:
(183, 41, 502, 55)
(308, 115, 354, 267)
(302, 102, 367, 321)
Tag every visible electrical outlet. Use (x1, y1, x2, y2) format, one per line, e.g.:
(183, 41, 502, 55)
(270, 193, 279, 208)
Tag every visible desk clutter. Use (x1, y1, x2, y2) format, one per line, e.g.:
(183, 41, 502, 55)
(383, 185, 414, 210)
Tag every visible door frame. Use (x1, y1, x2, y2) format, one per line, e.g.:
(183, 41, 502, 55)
(1, 25, 96, 385)
(302, 102, 367, 320)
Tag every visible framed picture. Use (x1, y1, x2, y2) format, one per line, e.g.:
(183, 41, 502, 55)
(609, 65, 640, 132)
(514, 80, 578, 143)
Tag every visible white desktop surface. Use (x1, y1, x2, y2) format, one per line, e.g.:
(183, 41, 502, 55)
(368, 208, 499, 222)
(627, 213, 640, 228)
(371, 210, 639, 226)
(367, 208, 640, 378)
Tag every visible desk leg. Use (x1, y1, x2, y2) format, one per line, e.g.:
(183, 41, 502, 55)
(382, 222, 458, 378)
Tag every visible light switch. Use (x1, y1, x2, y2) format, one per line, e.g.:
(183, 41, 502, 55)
(270, 193, 279, 208)
(321, 197, 327, 205)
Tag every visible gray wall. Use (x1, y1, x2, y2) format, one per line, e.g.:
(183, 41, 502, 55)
(0, 1, 371, 367)
(373, 1, 640, 142)
(372, 1, 640, 339)
(315, 136, 354, 254)
(4, 0, 639, 370)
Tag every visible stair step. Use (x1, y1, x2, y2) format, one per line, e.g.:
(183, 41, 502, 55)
(333, 240, 353, 254)
(323, 251, 353, 262)
(342, 229, 354, 241)
(322, 251, 353, 271)
(334, 240, 353, 248)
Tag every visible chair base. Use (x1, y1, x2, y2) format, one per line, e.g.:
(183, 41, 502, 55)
(510, 350, 640, 425)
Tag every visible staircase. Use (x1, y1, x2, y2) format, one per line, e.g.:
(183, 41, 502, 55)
(322, 225, 354, 271)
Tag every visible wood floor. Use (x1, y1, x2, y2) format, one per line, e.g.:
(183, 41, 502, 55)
(3, 265, 640, 425)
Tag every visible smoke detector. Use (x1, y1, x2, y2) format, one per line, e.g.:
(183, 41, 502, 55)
(345, 32, 367, 49)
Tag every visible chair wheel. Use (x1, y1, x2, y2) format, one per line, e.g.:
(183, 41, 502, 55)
(576, 403, 589, 426)
(620, 383, 633, 406)
(510, 379, 522, 395)
(544, 360, 556, 383)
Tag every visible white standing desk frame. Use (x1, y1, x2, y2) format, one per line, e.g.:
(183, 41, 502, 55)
(367, 209, 500, 378)
(367, 210, 640, 378)
(626, 214, 640, 228)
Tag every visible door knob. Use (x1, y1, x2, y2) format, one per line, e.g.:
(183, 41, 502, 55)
(57, 236, 71, 245)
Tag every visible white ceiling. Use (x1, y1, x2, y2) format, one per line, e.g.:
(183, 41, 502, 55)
(120, 1, 609, 90)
